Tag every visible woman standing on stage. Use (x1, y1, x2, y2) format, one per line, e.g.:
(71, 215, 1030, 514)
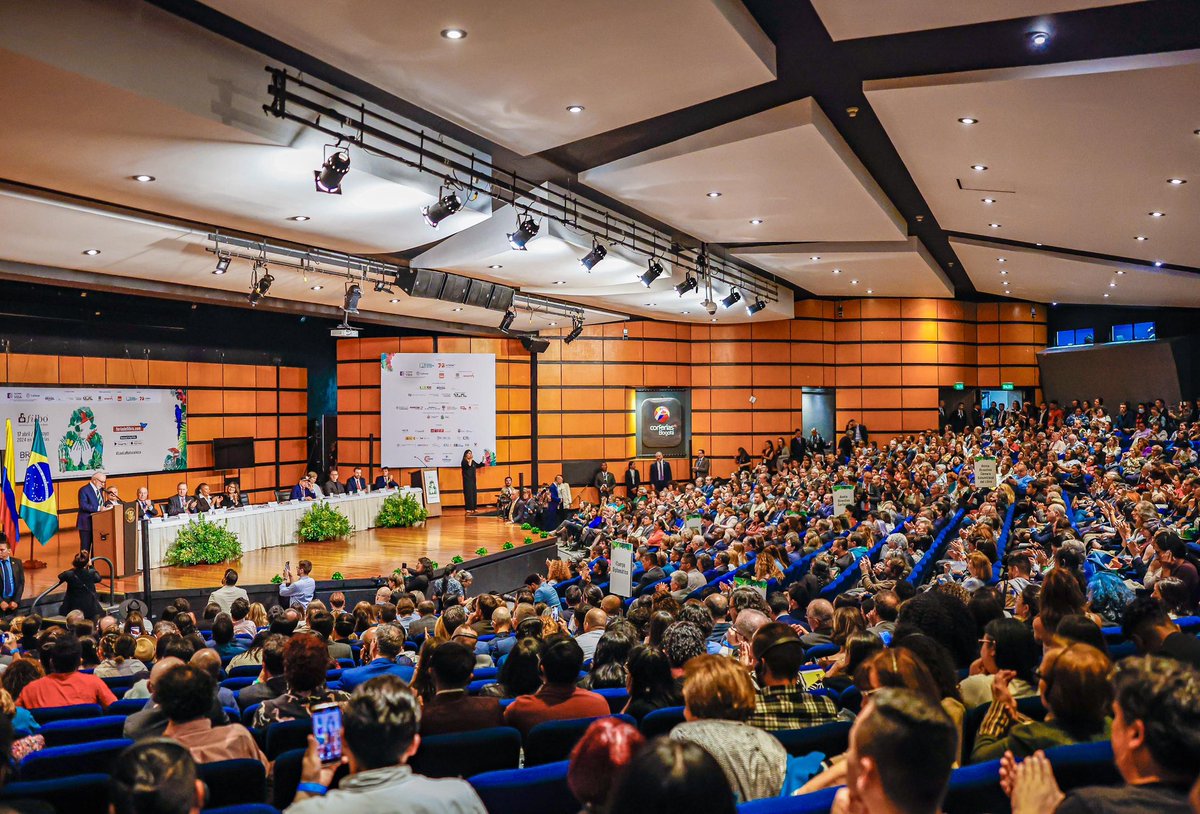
(59, 551, 103, 619)
(461, 449, 484, 514)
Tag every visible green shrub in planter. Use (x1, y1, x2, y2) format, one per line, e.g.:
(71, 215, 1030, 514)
(539, 532, 549, 539)
(502, 541, 514, 550)
(523, 536, 534, 545)
(297, 502, 354, 542)
(475, 547, 488, 557)
(270, 574, 283, 585)
(520, 523, 532, 530)
(430, 561, 439, 570)
(451, 555, 464, 565)
(331, 571, 344, 581)
(375, 492, 428, 528)
(164, 517, 242, 566)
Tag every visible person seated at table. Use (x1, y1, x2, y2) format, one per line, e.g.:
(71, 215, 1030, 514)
(101, 485, 122, 510)
(308, 471, 325, 499)
(166, 482, 192, 516)
(346, 467, 368, 494)
(191, 483, 214, 513)
(373, 467, 399, 491)
(290, 474, 317, 502)
(324, 468, 346, 496)
(134, 486, 160, 520)
(215, 482, 243, 510)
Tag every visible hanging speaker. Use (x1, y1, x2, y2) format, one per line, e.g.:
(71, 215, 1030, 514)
(520, 336, 550, 354)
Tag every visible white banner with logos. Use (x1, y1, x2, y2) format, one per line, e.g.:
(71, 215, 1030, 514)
(0, 387, 187, 480)
(610, 540, 634, 597)
(974, 456, 999, 490)
(380, 353, 497, 469)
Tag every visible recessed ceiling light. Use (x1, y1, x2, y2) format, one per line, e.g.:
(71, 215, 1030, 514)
(850, 279, 859, 285)
(958, 117, 978, 125)
(1149, 211, 1166, 218)
(1135, 235, 1148, 241)
(1035, 243, 1043, 247)
(1000, 269, 1008, 275)
(710, 318, 718, 323)
(749, 219, 764, 225)
(810, 256, 821, 261)
(866, 289, 874, 294)
(1109, 282, 1117, 288)
(1051, 302, 1058, 306)
(997, 257, 1006, 263)
(288, 215, 310, 221)
(1104, 293, 1110, 298)
(982, 197, 996, 204)
(1116, 270, 1126, 275)
(706, 191, 722, 198)
(971, 164, 988, 171)
(441, 28, 466, 39)
(680, 311, 689, 315)
(1002, 280, 1009, 286)
(130, 174, 155, 183)
(488, 264, 503, 269)
(1153, 261, 1163, 267)
(389, 298, 399, 303)
(82, 249, 100, 256)
(548, 321, 557, 327)
(988, 223, 1001, 228)
(1167, 178, 1187, 185)
(831, 269, 841, 275)
(645, 303, 657, 307)
(565, 104, 585, 114)
(311, 285, 323, 291)
(1028, 30, 1050, 47)
(452, 307, 463, 312)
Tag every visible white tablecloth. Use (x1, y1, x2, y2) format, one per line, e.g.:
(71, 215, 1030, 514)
(145, 487, 423, 570)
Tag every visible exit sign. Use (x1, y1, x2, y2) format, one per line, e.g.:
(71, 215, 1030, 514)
(1001, 382, 1014, 391)
(953, 382, 965, 390)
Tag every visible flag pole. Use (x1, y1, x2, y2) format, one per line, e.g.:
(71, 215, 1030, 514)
(22, 533, 46, 570)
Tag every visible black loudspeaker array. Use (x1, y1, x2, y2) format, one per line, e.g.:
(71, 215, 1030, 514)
(396, 269, 515, 312)
(520, 336, 550, 354)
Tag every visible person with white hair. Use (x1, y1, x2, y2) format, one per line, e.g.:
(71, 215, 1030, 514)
(880, 532, 913, 566)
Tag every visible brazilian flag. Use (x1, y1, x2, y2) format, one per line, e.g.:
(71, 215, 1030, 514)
(19, 419, 58, 544)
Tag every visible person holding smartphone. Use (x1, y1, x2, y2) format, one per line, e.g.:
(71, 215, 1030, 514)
(291, 675, 487, 812)
(279, 560, 316, 610)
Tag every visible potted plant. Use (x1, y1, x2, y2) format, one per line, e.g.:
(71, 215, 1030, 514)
(164, 517, 242, 566)
(375, 492, 429, 528)
(296, 502, 354, 543)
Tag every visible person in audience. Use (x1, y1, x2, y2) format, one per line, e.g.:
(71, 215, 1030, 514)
(959, 617, 1041, 710)
(57, 551, 103, 620)
(236, 633, 288, 711)
(479, 637, 543, 700)
(607, 738, 736, 814)
(309, 609, 352, 662)
(503, 635, 609, 737)
(419, 641, 503, 735)
(253, 634, 350, 728)
(208, 569, 249, 614)
(800, 598, 835, 648)
(832, 688, 959, 814)
(109, 739, 207, 814)
(159, 664, 267, 769)
(339, 624, 414, 691)
(574, 607, 608, 662)
(123, 657, 228, 740)
(972, 642, 1113, 762)
(670, 654, 787, 802)
(287, 675, 487, 813)
(622, 644, 682, 720)
(825, 631, 885, 693)
(568, 717, 646, 814)
(1121, 595, 1200, 669)
(747, 622, 839, 730)
(209, 614, 247, 660)
(229, 598, 257, 638)
(279, 560, 316, 610)
(95, 632, 149, 679)
(1003, 656, 1200, 814)
(16, 634, 115, 709)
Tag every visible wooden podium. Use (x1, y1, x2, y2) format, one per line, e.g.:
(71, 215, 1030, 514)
(92, 503, 140, 577)
(409, 469, 442, 518)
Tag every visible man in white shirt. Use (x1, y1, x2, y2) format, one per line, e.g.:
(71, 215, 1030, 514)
(555, 475, 573, 512)
(573, 608, 608, 662)
(208, 568, 249, 614)
(279, 559, 316, 610)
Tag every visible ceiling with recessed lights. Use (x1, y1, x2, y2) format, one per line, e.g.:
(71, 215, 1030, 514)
(0, 0, 1197, 337)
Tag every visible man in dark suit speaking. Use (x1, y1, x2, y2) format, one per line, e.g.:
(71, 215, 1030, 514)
(0, 537, 24, 615)
(76, 470, 106, 552)
(650, 452, 672, 492)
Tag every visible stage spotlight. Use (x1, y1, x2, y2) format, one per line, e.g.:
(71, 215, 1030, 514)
(507, 215, 539, 250)
(314, 149, 350, 194)
(640, 258, 665, 287)
(343, 284, 362, 314)
(745, 298, 767, 316)
(248, 270, 274, 307)
(499, 308, 516, 333)
(721, 289, 741, 309)
(421, 191, 463, 228)
(674, 274, 698, 296)
(212, 255, 231, 275)
(564, 317, 584, 344)
(373, 280, 394, 294)
(579, 241, 607, 271)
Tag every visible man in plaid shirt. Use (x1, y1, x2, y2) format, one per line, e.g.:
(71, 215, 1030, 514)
(747, 623, 840, 731)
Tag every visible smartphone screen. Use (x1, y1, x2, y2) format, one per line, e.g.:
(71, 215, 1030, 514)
(311, 704, 343, 764)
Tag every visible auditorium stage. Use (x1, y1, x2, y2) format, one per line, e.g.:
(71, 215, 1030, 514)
(22, 511, 529, 600)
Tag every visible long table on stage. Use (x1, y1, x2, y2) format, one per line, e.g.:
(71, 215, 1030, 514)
(144, 488, 424, 570)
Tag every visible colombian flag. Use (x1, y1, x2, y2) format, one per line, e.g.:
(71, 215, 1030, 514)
(0, 420, 18, 545)
(19, 419, 58, 544)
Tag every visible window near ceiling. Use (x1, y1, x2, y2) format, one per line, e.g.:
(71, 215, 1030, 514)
(1110, 321, 1155, 343)
(1056, 328, 1094, 347)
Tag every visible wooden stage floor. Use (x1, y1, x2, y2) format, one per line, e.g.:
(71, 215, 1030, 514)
(22, 511, 526, 597)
